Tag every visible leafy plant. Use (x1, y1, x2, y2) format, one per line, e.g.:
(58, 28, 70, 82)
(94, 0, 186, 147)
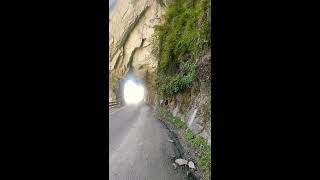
(153, 0, 211, 97)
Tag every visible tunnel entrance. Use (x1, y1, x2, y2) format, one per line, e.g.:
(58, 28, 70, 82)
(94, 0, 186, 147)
(118, 71, 145, 105)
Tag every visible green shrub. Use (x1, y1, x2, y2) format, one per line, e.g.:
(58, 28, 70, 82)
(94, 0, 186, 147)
(157, 61, 196, 97)
(153, 0, 211, 97)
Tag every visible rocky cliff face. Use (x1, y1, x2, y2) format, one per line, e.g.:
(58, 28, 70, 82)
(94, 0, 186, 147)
(109, 0, 165, 101)
(159, 49, 212, 145)
(109, 0, 211, 145)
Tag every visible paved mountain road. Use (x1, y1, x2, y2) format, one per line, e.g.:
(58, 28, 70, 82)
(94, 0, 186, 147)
(109, 103, 189, 180)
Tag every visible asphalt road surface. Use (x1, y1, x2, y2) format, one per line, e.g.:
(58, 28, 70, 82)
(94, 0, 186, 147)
(109, 103, 189, 180)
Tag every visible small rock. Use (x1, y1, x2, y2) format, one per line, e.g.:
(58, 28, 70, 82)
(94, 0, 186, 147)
(175, 158, 188, 165)
(172, 163, 177, 169)
(188, 161, 196, 169)
(168, 139, 174, 143)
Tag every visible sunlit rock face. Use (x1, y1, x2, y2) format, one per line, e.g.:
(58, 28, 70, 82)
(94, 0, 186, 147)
(109, 0, 166, 101)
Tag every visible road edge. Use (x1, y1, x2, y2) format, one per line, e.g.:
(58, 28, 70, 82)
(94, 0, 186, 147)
(154, 111, 203, 180)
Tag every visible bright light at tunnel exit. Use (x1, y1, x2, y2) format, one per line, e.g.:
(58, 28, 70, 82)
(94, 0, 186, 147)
(123, 80, 144, 104)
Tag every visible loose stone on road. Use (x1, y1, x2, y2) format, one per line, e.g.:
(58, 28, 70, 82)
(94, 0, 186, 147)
(109, 104, 189, 180)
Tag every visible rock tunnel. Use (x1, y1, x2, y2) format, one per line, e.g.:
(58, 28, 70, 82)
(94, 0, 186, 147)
(108, 0, 164, 105)
(117, 70, 146, 105)
(109, 0, 211, 146)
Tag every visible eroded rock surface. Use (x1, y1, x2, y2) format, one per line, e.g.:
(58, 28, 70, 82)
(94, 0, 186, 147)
(163, 50, 212, 145)
(109, 0, 165, 101)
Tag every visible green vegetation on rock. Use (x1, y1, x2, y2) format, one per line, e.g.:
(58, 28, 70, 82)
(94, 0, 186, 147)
(158, 108, 186, 129)
(153, 1, 211, 177)
(158, 107, 211, 180)
(185, 128, 211, 179)
(152, 0, 211, 98)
